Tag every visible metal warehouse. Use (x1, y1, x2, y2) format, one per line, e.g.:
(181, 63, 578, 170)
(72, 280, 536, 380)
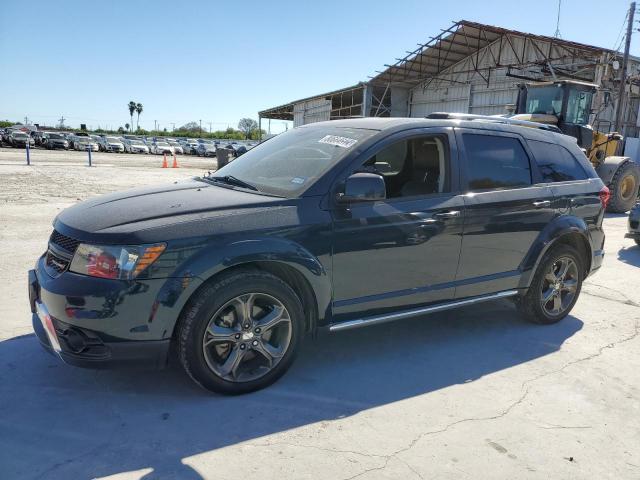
(259, 20, 640, 139)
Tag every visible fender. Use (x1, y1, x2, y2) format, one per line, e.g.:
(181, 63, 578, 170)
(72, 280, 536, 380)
(595, 156, 633, 185)
(157, 235, 332, 334)
(517, 215, 592, 289)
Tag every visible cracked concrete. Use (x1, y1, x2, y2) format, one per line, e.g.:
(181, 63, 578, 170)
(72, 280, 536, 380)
(1, 150, 639, 479)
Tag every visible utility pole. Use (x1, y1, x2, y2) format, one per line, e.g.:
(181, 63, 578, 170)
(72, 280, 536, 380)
(154, 120, 157, 132)
(614, 1, 635, 133)
(171, 123, 175, 132)
(207, 122, 212, 133)
(58, 116, 65, 128)
(199, 119, 202, 137)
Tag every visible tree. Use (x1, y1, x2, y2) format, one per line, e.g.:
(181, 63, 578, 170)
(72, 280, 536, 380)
(127, 101, 136, 131)
(238, 118, 258, 139)
(135, 103, 143, 131)
(179, 121, 201, 132)
(125, 122, 130, 132)
(117, 126, 125, 133)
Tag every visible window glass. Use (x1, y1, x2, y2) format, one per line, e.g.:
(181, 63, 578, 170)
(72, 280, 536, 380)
(463, 134, 531, 190)
(361, 136, 449, 198)
(525, 85, 564, 116)
(528, 140, 589, 182)
(565, 89, 592, 125)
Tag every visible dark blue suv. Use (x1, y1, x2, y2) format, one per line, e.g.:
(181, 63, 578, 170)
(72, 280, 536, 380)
(29, 115, 607, 394)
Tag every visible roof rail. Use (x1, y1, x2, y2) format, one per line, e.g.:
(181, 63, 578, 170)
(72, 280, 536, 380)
(425, 112, 562, 133)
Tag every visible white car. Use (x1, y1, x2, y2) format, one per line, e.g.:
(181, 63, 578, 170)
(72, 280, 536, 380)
(168, 141, 184, 154)
(73, 137, 99, 152)
(99, 136, 125, 153)
(150, 141, 174, 155)
(123, 139, 149, 154)
(181, 139, 199, 155)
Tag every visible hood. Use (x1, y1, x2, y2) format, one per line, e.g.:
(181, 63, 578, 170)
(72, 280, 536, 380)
(54, 179, 288, 244)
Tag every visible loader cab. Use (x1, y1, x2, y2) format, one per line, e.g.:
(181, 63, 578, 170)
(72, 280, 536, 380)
(515, 81, 596, 148)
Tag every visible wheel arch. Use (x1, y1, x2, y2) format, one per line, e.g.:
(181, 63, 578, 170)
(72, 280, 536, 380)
(595, 155, 633, 185)
(519, 219, 592, 289)
(166, 238, 331, 341)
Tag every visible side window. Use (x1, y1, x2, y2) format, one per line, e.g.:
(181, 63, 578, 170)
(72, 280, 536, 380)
(527, 140, 589, 182)
(462, 134, 531, 190)
(362, 135, 449, 198)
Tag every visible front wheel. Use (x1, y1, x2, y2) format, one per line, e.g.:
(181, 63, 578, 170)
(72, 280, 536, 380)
(608, 161, 640, 213)
(518, 244, 584, 324)
(177, 269, 304, 394)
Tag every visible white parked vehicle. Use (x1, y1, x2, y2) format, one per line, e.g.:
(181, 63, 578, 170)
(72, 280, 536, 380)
(123, 139, 150, 154)
(150, 140, 174, 155)
(181, 139, 199, 155)
(98, 136, 125, 153)
(168, 141, 183, 154)
(73, 137, 99, 152)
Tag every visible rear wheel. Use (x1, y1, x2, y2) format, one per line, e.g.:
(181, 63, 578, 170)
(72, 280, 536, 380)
(177, 269, 304, 394)
(518, 244, 584, 324)
(608, 161, 640, 213)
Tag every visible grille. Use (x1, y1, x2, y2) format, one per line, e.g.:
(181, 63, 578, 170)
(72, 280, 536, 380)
(49, 230, 80, 254)
(46, 251, 70, 275)
(631, 220, 639, 230)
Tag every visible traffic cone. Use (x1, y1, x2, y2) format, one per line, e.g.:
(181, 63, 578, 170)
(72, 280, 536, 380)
(162, 153, 168, 168)
(172, 153, 179, 168)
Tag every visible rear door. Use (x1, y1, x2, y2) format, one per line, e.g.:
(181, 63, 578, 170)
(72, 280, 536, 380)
(454, 129, 557, 298)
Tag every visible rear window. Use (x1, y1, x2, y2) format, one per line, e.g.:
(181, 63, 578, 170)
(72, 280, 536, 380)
(527, 140, 589, 182)
(462, 134, 532, 190)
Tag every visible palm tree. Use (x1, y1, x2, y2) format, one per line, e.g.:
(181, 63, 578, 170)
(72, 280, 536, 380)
(127, 101, 136, 131)
(135, 103, 143, 131)
(125, 123, 130, 132)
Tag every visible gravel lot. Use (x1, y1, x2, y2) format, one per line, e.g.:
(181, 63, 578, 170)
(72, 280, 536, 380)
(0, 147, 639, 480)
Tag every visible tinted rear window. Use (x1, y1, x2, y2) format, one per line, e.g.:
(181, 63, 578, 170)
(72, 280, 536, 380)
(462, 134, 532, 190)
(527, 140, 589, 182)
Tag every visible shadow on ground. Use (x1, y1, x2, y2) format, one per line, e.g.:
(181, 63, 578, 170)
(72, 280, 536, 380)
(618, 243, 640, 267)
(0, 300, 582, 479)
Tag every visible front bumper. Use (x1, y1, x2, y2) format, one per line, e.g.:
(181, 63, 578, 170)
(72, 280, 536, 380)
(28, 259, 187, 369)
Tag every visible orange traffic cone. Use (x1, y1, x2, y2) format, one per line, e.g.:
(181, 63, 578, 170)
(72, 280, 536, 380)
(162, 153, 168, 168)
(172, 153, 179, 168)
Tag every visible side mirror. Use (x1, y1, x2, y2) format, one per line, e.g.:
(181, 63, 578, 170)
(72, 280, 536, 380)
(337, 172, 386, 203)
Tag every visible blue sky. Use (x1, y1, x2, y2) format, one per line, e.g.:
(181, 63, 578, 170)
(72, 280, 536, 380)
(0, 0, 637, 133)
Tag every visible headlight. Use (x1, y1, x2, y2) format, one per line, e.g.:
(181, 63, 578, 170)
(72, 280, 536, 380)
(70, 243, 166, 280)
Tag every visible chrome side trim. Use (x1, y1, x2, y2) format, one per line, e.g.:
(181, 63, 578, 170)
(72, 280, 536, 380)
(329, 290, 519, 332)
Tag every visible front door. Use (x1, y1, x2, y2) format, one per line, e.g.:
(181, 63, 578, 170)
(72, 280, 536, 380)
(330, 129, 464, 322)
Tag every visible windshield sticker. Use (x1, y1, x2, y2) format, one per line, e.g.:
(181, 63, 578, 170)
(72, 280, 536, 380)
(318, 135, 358, 148)
(291, 177, 306, 185)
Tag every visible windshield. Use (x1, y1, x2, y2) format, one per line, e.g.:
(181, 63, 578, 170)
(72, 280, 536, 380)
(49, 134, 63, 139)
(156, 142, 169, 147)
(106, 137, 120, 142)
(525, 85, 564, 116)
(130, 140, 144, 145)
(13, 132, 28, 138)
(212, 126, 377, 197)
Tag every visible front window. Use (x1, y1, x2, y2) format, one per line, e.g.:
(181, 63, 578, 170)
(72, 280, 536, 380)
(106, 137, 119, 142)
(525, 85, 564, 116)
(49, 134, 63, 139)
(211, 126, 377, 197)
(130, 140, 144, 145)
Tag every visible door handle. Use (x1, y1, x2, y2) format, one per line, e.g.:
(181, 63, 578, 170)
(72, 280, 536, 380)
(532, 200, 551, 208)
(433, 210, 461, 219)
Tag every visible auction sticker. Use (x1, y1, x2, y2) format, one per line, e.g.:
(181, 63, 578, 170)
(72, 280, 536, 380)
(318, 135, 358, 148)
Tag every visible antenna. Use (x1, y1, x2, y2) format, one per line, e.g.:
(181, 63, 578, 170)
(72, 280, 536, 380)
(554, 0, 562, 38)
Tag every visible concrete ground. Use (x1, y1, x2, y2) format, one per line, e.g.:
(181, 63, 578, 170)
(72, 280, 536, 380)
(0, 148, 639, 480)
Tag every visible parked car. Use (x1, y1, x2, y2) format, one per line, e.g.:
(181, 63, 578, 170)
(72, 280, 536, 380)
(9, 130, 34, 148)
(123, 138, 150, 154)
(181, 139, 199, 155)
(196, 141, 216, 157)
(29, 116, 607, 395)
(150, 140, 174, 155)
(73, 136, 99, 151)
(626, 202, 640, 246)
(168, 141, 184, 154)
(98, 136, 125, 153)
(42, 132, 69, 150)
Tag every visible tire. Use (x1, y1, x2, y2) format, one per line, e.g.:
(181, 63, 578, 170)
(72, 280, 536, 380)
(518, 244, 584, 325)
(608, 161, 640, 213)
(177, 269, 304, 394)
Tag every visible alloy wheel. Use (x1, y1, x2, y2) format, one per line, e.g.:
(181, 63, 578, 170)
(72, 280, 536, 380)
(540, 256, 579, 316)
(202, 293, 292, 382)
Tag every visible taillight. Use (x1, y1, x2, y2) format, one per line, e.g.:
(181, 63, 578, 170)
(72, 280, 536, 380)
(599, 186, 611, 209)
